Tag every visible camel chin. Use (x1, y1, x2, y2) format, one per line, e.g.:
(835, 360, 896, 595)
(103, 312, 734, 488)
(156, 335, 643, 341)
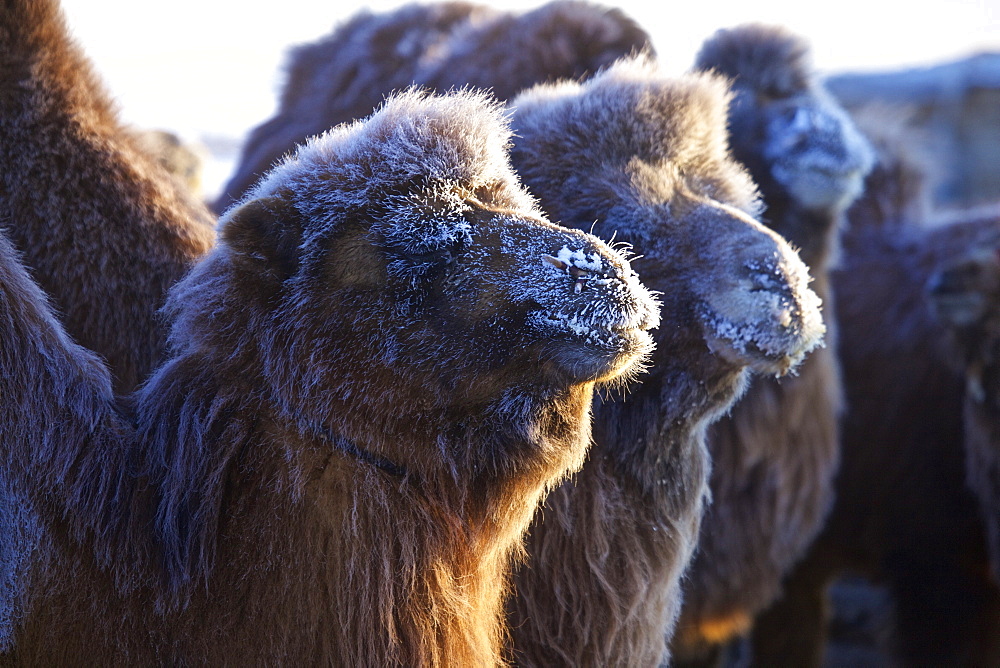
(774, 164, 869, 213)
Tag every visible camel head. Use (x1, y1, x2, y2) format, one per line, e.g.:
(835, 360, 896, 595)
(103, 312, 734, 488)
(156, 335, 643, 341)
(509, 57, 824, 378)
(929, 245, 1000, 331)
(927, 220, 1000, 405)
(169, 90, 659, 435)
(694, 24, 874, 226)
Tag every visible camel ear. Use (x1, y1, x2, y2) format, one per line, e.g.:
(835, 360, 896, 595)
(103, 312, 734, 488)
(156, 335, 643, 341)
(221, 197, 303, 280)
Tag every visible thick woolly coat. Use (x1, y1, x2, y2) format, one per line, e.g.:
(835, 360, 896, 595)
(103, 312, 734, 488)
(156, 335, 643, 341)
(0, 0, 217, 648)
(928, 205, 1000, 586)
(672, 25, 873, 658)
(0, 81, 661, 665)
(751, 123, 1000, 666)
(504, 57, 825, 667)
(0, 0, 216, 395)
(197, 8, 828, 662)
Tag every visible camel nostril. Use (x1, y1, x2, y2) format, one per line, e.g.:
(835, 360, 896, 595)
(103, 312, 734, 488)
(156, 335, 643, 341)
(543, 249, 617, 294)
(745, 260, 786, 293)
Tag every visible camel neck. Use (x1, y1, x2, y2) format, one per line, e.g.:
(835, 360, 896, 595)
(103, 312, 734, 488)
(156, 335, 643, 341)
(308, 422, 409, 479)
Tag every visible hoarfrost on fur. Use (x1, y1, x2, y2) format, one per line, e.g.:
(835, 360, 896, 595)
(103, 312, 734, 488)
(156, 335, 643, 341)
(703, 251, 825, 363)
(554, 246, 607, 273)
(497, 231, 659, 346)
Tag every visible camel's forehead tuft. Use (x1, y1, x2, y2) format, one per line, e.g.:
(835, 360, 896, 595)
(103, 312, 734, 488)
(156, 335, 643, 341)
(594, 59, 736, 159)
(694, 23, 812, 96)
(243, 89, 536, 225)
(511, 57, 735, 167)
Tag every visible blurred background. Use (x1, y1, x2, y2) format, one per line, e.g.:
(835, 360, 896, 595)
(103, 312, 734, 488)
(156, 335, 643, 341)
(58, 0, 999, 204)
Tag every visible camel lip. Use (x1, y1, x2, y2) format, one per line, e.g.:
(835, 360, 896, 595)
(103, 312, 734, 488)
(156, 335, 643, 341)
(587, 327, 656, 381)
(929, 293, 987, 327)
(609, 325, 656, 351)
(704, 330, 811, 377)
(613, 312, 658, 333)
(528, 310, 655, 383)
(699, 287, 825, 377)
(772, 161, 866, 194)
(534, 309, 654, 349)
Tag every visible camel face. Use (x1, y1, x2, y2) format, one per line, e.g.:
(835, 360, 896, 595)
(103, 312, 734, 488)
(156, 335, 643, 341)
(755, 90, 874, 212)
(509, 62, 824, 379)
(209, 91, 659, 427)
(928, 241, 1000, 406)
(695, 24, 874, 219)
(929, 246, 1000, 330)
(347, 182, 660, 388)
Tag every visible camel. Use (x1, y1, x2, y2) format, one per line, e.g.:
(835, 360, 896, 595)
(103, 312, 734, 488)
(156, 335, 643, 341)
(750, 116, 1000, 666)
(213, 0, 651, 213)
(1, 0, 217, 650)
(929, 206, 1000, 585)
(0, 8, 661, 660)
(670, 24, 874, 662)
(132, 129, 207, 199)
(0, 0, 216, 395)
(503, 55, 827, 666)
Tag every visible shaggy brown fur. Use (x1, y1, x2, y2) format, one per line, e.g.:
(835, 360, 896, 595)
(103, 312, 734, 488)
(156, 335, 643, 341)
(750, 124, 1000, 666)
(213, 0, 651, 213)
(0, 0, 216, 395)
(928, 204, 1000, 582)
(219, 14, 828, 659)
(0, 18, 662, 661)
(0, 1, 215, 651)
(503, 57, 826, 667)
(670, 25, 873, 661)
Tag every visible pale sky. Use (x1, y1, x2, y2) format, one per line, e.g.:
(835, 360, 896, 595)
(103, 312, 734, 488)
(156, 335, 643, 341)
(57, 0, 999, 196)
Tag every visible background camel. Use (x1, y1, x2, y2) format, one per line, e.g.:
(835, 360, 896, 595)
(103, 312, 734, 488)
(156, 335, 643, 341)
(213, 0, 651, 214)
(928, 205, 1000, 585)
(0, 0, 216, 395)
(670, 24, 874, 663)
(0, 0, 217, 649)
(503, 56, 826, 666)
(750, 115, 1000, 666)
(132, 129, 208, 199)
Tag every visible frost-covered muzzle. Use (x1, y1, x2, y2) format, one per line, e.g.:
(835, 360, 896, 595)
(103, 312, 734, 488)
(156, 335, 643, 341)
(701, 250, 824, 375)
(688, 203, 826, 376)
(504, 225, 660, 383)
(764, 96, 874, 212)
